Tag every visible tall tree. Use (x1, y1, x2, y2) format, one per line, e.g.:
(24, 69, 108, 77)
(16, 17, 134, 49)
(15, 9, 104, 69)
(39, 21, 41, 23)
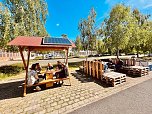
(75, 36, 82, 52)
(78, 8, 96, 51)
(129, 9, 150, 57)
(61, 34, 67, 38)
(104, 4, 131, 58)
(0, 0, 49, 51)
(0, 2, 11, 50)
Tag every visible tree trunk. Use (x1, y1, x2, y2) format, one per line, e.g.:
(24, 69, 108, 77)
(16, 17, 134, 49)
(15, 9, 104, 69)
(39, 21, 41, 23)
(137, 50, 139, 58)
(116, 47, 119, 58)
(149, 50, 151, 57)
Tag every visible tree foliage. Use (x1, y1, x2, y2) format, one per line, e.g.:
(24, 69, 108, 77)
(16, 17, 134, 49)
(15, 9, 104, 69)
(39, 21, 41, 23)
(0, 0, 48, 51)
(103, 4, 131, 58)
(75, 36, 82, 52)
(78, 8, 96, 51)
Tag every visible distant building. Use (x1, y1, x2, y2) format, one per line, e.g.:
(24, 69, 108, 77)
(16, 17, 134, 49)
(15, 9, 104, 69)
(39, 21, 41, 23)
(79, 50, 97, 56)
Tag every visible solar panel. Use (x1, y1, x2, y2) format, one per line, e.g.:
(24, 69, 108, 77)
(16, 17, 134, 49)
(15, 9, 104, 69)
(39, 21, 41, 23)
(43, 37, 72, 45)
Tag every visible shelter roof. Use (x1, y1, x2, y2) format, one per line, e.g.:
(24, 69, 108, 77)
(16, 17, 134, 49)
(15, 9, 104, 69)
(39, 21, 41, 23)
(8, 36, 75, 51)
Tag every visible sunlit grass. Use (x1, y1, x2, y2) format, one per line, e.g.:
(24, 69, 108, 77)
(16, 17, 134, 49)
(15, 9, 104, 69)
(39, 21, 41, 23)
(0, 61, 83, 80)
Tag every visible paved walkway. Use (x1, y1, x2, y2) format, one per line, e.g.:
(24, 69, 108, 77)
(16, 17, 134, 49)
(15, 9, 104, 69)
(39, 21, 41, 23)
(69, 78, 152, 114)
(0, 70, 152, 114)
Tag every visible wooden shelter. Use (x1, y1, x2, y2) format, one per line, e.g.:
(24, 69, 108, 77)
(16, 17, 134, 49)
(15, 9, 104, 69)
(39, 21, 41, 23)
(8, 36, 75, 96)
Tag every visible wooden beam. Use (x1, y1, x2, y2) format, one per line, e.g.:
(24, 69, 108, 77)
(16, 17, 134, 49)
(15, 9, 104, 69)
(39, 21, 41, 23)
(23, 47, 31, 97)
(19, 47, 27, 69)
(30, 47, 69, 51)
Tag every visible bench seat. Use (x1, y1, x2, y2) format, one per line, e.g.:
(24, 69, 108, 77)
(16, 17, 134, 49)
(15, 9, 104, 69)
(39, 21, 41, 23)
(26, 77, 71, 87)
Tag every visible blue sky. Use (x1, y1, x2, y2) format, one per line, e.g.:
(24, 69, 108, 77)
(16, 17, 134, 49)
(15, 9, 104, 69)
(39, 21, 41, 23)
(1, 0, 152, 40)
(46, 0, 152, 40)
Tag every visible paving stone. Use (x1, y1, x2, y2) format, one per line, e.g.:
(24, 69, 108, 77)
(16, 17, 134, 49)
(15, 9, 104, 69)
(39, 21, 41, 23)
(58, 100, 64, 104)
(51, 110, 59, 114)
(54, 104, 61, 110)
(65, 105, 73, 110)
(64, 98, 70, 102)
(61, 102, 68, 107)
(51, 102, 58, 107)
(72, 103, 79, 108)
(74, 99, 80, 103)
(38, 109, 46, 114)
(46, 107, 54, 113)
(1, 70, 152, 114)
(58, 107, 66, 114)
(68, 100, 75, 105)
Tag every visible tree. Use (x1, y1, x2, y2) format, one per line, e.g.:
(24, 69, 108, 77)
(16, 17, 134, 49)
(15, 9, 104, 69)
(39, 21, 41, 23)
(103, 4, 131, 58)
(129, 9, 150, 57)
(75, 36, 82, 52)
(0, 2, 11, 50)
(97, 39, 107, 54)
(0, 0, 49, 51)
(61, 34, 67, 38)
(78, 8, 96, 51)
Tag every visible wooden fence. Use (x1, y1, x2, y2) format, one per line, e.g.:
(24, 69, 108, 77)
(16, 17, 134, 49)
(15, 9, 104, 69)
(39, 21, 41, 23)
(0, 51, 27, 61)
(112, 58, 136, 66)
(83, 60, 104, 79)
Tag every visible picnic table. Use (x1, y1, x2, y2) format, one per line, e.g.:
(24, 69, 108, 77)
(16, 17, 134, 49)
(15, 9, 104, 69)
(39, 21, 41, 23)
(28, 70, 71, 88)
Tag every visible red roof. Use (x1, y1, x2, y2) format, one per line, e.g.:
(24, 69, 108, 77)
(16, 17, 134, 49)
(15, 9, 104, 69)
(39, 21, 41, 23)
(8, 36, 43, 47)
(8, 36, 75, 51)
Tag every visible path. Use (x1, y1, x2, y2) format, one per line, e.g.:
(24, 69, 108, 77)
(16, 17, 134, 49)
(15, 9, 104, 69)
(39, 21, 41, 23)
(69, 78, 152, 114)
(0, 70, 152, 114)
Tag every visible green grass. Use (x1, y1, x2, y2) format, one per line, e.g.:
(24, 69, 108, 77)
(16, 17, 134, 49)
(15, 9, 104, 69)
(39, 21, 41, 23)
(0, 63, 24, 80)
(0, 61, 83, 80)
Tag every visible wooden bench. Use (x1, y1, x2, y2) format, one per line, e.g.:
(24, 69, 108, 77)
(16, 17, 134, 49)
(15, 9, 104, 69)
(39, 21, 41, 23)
(26, 77, 71, 87)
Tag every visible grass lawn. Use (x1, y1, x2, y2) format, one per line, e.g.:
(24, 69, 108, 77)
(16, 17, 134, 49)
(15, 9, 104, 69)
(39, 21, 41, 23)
(0, 61, 83, 80)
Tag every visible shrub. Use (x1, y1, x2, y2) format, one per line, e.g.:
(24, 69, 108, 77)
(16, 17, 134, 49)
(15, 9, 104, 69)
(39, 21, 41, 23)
(0, 65, 24, 75)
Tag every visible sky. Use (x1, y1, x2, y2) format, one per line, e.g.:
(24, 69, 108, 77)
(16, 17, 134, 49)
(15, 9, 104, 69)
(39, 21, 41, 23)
(1, 0, 152, 40)
(46, 0, 152, 41)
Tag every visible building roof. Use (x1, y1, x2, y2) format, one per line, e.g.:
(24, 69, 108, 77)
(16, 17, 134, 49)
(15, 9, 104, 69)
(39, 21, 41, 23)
(8, 36, 75, 51)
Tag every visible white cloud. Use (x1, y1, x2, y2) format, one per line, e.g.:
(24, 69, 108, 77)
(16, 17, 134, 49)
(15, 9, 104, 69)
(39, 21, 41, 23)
(105, 0, 152, 14)
(143, 4, 152, 9)
(56, 23, 60, 27)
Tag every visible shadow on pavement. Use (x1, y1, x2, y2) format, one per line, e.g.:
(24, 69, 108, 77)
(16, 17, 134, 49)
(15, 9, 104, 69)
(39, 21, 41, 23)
(0, 80, 24, 100)
(71, 70, 110, 88)
(0, 80, 68, 100)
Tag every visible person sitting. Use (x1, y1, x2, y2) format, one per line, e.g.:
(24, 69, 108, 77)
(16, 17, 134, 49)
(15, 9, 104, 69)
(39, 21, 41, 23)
(35, 63, 46, 80)
(46, 63, 53, 71)
(56, 61, 62, 70)
(36, 63, 42, 74)
(55, 63, 69, 85)
(115, 58, 124, 72)
(103, 62, 108, 72)
(27, 64, 41, 91)
(107, 58, 114, 69)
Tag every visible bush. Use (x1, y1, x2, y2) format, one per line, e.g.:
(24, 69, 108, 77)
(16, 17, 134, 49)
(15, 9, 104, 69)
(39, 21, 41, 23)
(0, 65, 24, 75)
(34, 56, 43, 60)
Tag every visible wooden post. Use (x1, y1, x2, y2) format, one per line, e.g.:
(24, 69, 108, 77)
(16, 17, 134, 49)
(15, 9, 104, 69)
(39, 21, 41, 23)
(95, 61, 99, 79)
(19, 47, 27, 69)
(83, 61, 86, 73)
(89, 61, 91, 76)
(65, 48, 69, 67)
(92, 61, 95, 77)
(19, 47, 31, 97)
(99, 62, 103, 79)
(24, 48, 30, 96)
(133, 58, 136, 66)
(86, 61, 88, 75)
